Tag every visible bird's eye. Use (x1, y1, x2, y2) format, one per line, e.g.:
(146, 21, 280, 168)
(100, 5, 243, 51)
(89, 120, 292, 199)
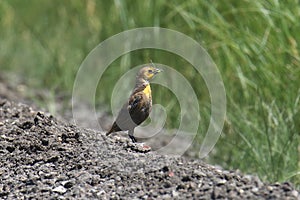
(148, 69, 153, 73)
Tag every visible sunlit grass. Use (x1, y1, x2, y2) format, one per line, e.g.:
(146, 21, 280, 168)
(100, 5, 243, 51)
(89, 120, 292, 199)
(0, 0, 299, 186)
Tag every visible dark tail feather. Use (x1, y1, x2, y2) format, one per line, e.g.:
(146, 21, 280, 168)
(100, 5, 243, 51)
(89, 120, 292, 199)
(106, 122, 121, 136)
(106, 130, 112, 136)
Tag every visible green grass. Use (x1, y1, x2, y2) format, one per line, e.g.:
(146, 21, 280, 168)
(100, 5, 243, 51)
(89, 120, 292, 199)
(0, 0, 299, 187)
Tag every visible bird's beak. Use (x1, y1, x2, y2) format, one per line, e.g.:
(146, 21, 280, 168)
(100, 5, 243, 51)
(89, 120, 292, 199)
(154, 68, 163, 74)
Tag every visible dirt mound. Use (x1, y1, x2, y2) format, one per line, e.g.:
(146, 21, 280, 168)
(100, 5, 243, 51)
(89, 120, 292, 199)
(0, 99, 299, 199)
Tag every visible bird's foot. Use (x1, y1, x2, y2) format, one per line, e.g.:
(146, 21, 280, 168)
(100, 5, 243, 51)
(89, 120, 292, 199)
(129, 135, 137, 143)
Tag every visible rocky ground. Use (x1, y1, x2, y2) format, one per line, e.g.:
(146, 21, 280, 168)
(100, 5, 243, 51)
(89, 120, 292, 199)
(0, 98, 299, 199)
(0, 73, 299, 199)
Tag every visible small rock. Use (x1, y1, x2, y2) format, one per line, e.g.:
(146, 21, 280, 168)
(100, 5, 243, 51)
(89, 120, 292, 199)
(53, 186, 67, 194)
(161, 166, 169, 172)
(115, 176, 121, 181)
(163, 181, 172, 188)
(181, 176, 191, 182)
(238, 188, 244, 194)
(188, 182, 196, 190)
(97, 190, 106, 196)
(281, 182, 293, 191)
(63, 181, 73, 189)
(6, 146, 15, 153)
(161, 194, 171, 199)
(252, 187, 259, 193)
(291, 190, 299, 198)
(168, 171, 174, 177)
(267, 186, 273, 191)
(172, 190, 179, 197)
(193, 169, 206, 177)
(176, 184, 185, 190)
(216, 179, 227, 186)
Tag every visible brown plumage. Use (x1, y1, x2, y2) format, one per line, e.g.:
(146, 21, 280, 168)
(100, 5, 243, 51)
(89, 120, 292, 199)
(106, 65, 162, 142)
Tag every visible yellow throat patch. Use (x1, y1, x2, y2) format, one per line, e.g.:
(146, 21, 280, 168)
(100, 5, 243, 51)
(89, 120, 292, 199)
(142, 84, 151, 98)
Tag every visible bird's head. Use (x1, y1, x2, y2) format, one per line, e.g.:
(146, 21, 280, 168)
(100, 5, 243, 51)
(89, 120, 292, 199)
(136, 65, 163, 83)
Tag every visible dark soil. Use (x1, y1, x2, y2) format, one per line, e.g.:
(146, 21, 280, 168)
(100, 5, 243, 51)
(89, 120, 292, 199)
(0, 98, 299, 199)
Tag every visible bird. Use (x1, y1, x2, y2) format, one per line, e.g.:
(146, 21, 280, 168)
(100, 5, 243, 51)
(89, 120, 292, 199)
(106, 64, 162, 143)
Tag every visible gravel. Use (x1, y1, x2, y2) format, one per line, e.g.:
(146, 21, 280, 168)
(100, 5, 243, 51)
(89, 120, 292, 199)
(0, 98, 299, 199)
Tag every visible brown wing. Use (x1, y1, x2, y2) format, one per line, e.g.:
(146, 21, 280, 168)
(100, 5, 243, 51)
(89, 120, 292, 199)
(128, 92, 151, 126)
(106, 90, 151, 135)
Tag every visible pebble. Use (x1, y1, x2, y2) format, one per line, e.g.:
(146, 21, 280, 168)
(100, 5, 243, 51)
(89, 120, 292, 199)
(52, 186, 67, 194)
(291, 190, 299, 198)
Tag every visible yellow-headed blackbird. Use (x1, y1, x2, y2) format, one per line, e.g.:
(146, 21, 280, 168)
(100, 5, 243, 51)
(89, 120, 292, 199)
(106, 65, 162, 143)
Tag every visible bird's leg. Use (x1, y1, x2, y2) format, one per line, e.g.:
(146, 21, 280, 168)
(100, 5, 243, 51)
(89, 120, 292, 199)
(128, 129, 137, 143)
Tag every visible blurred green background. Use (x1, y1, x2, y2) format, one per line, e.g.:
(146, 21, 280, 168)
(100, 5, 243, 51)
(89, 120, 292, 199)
(0, 0, 299, 186)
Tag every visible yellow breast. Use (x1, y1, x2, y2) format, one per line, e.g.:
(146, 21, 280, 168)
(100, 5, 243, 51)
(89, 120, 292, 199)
(142, 84, 151, 98)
